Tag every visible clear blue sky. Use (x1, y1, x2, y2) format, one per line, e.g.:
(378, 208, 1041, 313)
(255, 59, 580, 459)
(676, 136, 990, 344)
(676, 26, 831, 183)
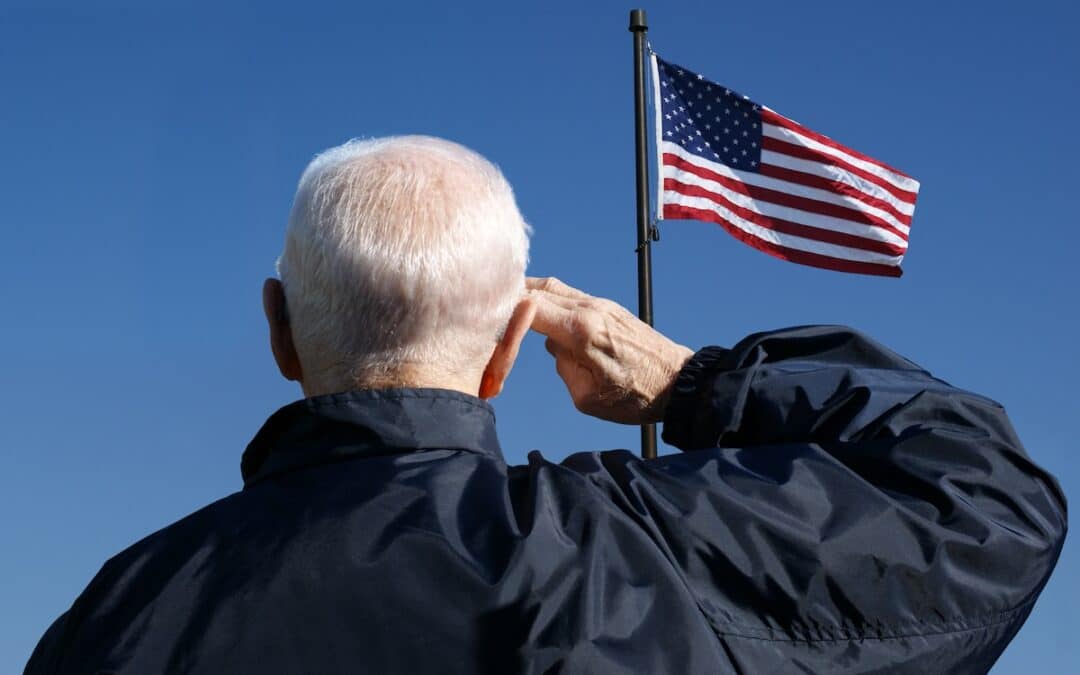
(2, 1, 1075, 671)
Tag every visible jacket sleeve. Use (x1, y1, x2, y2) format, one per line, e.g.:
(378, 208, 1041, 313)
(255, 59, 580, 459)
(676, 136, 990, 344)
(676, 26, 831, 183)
(569, 326, 1066, 671)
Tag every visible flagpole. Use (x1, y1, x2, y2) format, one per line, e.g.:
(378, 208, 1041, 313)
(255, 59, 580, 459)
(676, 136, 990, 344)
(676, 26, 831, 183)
(629, 9, 658, 459)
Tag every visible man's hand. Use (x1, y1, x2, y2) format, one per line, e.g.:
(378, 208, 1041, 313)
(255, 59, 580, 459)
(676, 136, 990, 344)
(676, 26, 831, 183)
(527, 277, 694, 425)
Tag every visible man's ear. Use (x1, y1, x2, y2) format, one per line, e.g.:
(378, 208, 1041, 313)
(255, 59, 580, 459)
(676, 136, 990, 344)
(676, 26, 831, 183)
(262, 278, 303, 383)
(479, 296, 537, 399)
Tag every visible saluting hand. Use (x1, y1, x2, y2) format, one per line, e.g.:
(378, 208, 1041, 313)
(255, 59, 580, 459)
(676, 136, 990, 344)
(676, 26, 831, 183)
(527, 277, 694, 425)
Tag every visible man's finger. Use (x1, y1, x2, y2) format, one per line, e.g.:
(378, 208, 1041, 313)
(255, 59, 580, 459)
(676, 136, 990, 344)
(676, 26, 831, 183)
(529, 289, 579, 311)
(553, 354, 578, 390)
(530, 294, 575, 343)
(526, 277, 592, 301)
(544, 337, 559, 356)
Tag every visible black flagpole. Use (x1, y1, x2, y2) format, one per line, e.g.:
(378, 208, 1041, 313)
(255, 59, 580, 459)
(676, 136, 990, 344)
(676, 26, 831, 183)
(630, 9, 658, 459)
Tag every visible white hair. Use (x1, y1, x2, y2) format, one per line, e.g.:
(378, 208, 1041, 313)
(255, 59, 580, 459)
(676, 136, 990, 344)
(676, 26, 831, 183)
(277, 136, 531, 391)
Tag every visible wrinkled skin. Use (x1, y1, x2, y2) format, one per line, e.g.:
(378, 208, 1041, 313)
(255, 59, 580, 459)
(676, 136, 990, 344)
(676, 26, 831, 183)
(527, 276, 694, 424)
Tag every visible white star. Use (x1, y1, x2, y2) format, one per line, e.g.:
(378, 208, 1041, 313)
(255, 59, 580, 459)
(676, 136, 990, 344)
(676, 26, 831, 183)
(725, 108, 731, 114)
(695, 146, 703, 151)
(665, 130, 673, 136)
(723, 146, 729, 152)
(743, 130, 748, 137)
(743, 112, 749, 118)
(752, 123, 758, 129)
(704, 123, 711, 130)
(733, 139, 739, 145)
(742, 150, 747, 156)
(750, 160, 757, 166)
(704, 141, 711, 147)
(734, 119, 740, 126)
(696, 112, 703, 118)
(713, 135, 720, 141)
(713, 152, 720, 158)
(705, 105, 712, 111)
(714, 115, 722, 122)
(751, 141, 757, 148)
(665, 113, 671, 120)
(697, 73, 704, 79)
(723, 127, 730, 134)
(697, 93, 703, 99)
(696, 130, 702, 136)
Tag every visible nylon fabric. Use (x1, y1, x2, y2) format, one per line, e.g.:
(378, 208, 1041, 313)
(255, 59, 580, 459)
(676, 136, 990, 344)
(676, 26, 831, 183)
(24, 327, 1066, 674)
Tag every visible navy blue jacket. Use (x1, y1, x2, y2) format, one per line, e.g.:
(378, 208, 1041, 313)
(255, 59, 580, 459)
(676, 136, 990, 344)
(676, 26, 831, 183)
(25, 327, 1066, 674)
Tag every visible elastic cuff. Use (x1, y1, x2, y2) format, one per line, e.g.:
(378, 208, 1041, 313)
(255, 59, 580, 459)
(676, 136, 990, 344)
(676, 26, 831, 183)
(661, 346, 730, 448)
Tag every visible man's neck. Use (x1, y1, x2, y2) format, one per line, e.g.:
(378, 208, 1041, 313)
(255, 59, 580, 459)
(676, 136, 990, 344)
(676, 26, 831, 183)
(301, 366, 483, 399)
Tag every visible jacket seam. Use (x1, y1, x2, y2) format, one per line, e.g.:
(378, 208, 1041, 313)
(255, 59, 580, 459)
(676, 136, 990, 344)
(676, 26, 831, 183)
(702, 595, 1036, 644)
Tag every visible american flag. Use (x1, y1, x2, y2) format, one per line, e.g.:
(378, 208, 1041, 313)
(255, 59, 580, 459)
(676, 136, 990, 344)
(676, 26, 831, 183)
(650, 54, 920, 277)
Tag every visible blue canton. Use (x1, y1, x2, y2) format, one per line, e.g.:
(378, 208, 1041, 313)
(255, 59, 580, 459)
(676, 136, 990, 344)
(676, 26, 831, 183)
(655, 56, 763, 172)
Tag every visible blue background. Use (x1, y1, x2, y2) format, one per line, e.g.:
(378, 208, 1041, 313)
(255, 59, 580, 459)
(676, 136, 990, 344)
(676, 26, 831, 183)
(2, 1, 1075, 671)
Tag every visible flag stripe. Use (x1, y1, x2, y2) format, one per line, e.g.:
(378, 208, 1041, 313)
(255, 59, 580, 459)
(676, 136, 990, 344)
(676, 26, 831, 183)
(762, 136, 919, 205)
(762, 108, 918, 186)
(664, 178, 907, 256)
(661, 165, 908, 247)
(663, 192, 903, 265)
(663, 146, 910, 239)
(758, 162, 913, 225)
(663, 202, 904, 277)
(760, 149, 916, 215)
(763, 122, 919, 194)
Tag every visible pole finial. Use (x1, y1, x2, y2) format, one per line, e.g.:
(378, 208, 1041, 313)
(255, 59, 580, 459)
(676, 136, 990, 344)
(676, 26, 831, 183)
(629, 9, 647, 32)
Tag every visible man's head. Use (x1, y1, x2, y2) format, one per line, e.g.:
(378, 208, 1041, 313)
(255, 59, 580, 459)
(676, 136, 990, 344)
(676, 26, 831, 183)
(263, 136, 534, 398)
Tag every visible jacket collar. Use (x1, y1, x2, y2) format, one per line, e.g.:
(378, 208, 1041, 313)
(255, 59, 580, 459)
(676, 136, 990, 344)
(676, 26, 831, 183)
(241, 388, 504, 486)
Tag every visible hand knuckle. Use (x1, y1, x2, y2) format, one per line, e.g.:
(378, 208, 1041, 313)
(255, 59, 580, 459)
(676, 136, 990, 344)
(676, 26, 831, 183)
(540, 277, 562, 292)
(569, 313, 595, 340)
(598, 298, 621, 313)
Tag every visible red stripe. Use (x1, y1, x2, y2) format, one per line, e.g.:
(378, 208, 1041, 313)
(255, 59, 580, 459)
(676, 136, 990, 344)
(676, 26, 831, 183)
(758, 162, 912, 226)
(663, 153, 910, 242)
(664, 178, 907, 257)
(663, 203, 903, 277)
(761, 108, 914, 180)
(762, 136, 918, 204)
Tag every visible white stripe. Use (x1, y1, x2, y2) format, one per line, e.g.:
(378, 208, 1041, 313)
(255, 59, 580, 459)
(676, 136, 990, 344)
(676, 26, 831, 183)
(760, 149, 916, 215)
(661, 142, 911, 235)
(763, 122, 920, 193)
(664, 192, 904, 266)
(664, 163, 909, 250)
(649, 52, 665, 219)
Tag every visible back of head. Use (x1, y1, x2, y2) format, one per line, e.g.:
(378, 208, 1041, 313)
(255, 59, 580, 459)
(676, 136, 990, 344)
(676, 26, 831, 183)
(278, 136, 530, 393)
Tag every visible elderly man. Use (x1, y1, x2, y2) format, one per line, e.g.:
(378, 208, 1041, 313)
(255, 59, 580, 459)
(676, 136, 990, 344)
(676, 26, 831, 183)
(26, 136, 1065, 674)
